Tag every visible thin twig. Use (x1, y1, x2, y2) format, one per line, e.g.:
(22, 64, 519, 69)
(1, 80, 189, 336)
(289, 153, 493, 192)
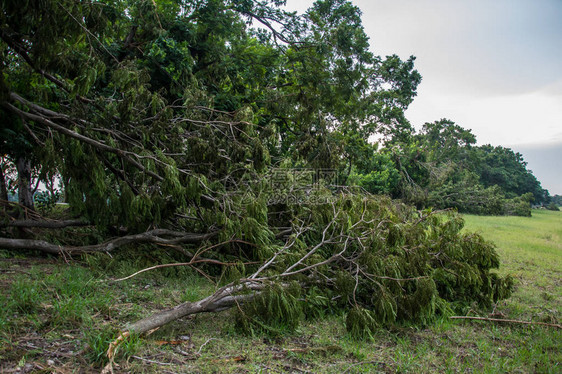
(112, 259, 251, 283)
(111, 262, 203, 282)
(131, 355, 172, 366)
(111, 239, 259, 282)
(373, 275, 429, 282)
(196, 338, 218, 355)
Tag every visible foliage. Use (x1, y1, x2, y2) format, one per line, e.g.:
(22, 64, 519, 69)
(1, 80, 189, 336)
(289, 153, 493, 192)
(546, 195, 561, 211)
(551, 194, 562, 206)
(0, 0, 516, 340)
(347, 147, 400, 195)
(34, 189, 61, 213)
(234, 195, 512, 337)
(472, 145, 546, 202)
(365, 119, 548, 215)
(235, 282, 304, 336)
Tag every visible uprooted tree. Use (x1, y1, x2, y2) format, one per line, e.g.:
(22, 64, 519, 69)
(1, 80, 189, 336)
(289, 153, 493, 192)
(0, 0, 512, 345)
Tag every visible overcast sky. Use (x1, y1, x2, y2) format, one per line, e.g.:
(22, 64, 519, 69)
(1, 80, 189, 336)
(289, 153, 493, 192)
(283, 0, 562, 194)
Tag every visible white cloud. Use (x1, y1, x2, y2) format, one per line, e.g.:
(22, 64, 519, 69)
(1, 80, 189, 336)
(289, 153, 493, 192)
(407, 89, 562, 146)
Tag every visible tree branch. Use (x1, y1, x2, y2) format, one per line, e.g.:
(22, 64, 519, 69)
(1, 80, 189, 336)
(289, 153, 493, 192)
(3, 99, 164, 182)
(0, 219, 89, 229)
(0, 229, 217, 254)
(0, 28, 69, 90)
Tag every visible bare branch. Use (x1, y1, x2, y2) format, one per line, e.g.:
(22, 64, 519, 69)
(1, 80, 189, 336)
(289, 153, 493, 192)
(0, 219, 89, 229)
(0, 229, 217, 254)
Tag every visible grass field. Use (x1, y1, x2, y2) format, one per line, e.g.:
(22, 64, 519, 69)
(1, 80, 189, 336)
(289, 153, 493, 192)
(0, 210, 560, 373)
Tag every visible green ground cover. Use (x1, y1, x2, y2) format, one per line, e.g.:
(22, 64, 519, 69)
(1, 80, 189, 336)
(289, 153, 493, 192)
(0, 210, 560, 373)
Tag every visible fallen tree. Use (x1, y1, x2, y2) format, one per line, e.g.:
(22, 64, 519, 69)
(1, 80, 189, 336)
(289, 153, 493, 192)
(99, 195, 513, 366)
(0, 3, 514, 370)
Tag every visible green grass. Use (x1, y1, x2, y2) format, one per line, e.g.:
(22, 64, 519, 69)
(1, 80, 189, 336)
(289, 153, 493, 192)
(463, 210, 561, 275)
(0, 210, 560, 372)
(463, 210, 562, 323)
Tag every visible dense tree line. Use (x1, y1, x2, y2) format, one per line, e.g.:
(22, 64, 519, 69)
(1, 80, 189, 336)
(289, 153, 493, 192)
(548, 195, 561, 210)
(0, 0, 516, 341)
(350, 119, 548, 216)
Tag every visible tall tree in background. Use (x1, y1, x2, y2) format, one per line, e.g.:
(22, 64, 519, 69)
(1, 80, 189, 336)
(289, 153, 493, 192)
(381, 119, 546, 214)
(472, 145, 546, 202)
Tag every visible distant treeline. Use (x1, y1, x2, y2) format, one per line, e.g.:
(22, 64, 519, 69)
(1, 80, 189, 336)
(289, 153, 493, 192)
(548, 195, 562, 210)
(349, 119, 550, 216)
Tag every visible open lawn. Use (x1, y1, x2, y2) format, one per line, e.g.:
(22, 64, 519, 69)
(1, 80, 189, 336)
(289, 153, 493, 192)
(0, 210, 560, 373)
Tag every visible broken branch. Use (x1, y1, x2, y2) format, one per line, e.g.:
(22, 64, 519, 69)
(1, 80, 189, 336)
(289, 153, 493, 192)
(0, 229, 216, 254)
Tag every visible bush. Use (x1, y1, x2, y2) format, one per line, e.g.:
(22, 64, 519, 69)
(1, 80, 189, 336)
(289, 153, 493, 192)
(503, 194, 532, 217)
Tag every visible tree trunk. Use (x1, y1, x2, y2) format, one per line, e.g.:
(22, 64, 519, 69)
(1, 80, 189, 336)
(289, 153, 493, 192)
(16, 156, 34, 210)
(0, 163, 8, 202)
(125, 289, 258, 335)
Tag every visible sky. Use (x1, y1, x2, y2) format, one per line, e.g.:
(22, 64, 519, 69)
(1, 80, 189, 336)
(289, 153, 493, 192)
(283, 0, 562, 194)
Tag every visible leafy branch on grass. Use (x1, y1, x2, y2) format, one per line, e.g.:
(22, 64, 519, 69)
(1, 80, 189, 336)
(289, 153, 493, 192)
(101, 201, 514, 370)
(111, 239, 261, 283)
